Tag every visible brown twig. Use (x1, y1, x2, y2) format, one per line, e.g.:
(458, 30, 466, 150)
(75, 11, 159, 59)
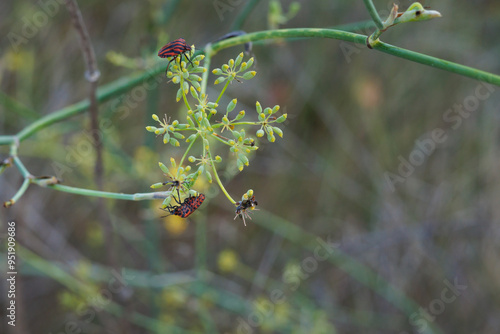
(64, 0, 102, 188)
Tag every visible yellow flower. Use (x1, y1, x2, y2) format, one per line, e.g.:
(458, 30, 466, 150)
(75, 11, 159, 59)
(218, 249, 239, 272)
(163, 215, 187, 235)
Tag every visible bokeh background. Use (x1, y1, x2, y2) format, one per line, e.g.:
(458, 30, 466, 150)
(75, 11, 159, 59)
(1, 0, 500, 333)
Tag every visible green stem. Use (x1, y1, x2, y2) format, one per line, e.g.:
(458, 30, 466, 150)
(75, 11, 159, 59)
(206, 150, 235, 204)
(12, 155, 30, 178)
(215, 79, 231, 105)
(362, 0, 384, 29)
(209, 133, 231, 145)
(373, 41, 500, 85)
(200, 47, 212, 96)
(4, 177, 30, 208)
(181, 78, 192, 111)
(178, 134, 199, 171)
(209, 28, 500, 86)
(0, 136, 15, 145)
(38, 183, 171, 201)
(12, 63, 166, 142)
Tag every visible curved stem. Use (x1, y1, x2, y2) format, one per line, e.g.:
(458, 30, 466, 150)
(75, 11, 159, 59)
(4, 177, 30, 208)
(362, 0, 384, 30)
(209, 28, 500, 86)
(201, 47, 212, 96)
(206, 150, 235, 204)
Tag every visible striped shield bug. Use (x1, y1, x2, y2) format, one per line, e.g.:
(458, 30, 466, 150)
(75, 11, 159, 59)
(158, 38, 194, 73)
(161, 193, 205, 218)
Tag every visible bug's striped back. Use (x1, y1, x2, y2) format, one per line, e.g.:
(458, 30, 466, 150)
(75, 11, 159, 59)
(158, 38, 191, 58)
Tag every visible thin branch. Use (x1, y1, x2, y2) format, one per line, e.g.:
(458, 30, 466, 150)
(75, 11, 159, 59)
(64, 0, 103, 188)
(362, 0, 384, 30)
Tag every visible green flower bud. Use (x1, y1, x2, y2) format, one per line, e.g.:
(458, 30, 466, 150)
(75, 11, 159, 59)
(170, 137, 180, 147)
(256, 101, 262, 114)
(190, 86, 199, 99)
(172, 120, 179, 127)
(163, 132, 170, 144)
(182, 81, 189, 95)
(191, 81, 201, 92)
(186, 134, 197, 143)
(273, 127, 283, 138)
(159, 162, 169, 174)
(235, 110, 245, 120)
(207, 102, 218, 108)
(264, 107, 272, 115)
(173, 132, 185, 139)
(222, 64, 229, 72)
(187, 116, 195, 127)
(205, 170, 212, 183)
(272, 105, 280, 114)
(276, 114, 287, 123)
(152, 114, 159, 121)
(267, 132, 276, 142)
(235, 52, 244, 67)
(170, 157, 177, 169)
(176, 88, 183, 102)
(176, 124, 189, 129)
(172, 75, 180, 84)
(146, 126, 157, 132)
(185, 166, 191, 172)
(189, 74, 202, 82)
(214, 76, 227, 85)
(238, 153, 249, 166)
(258, 113, 266, 122)
(212, 68, 223, 75)
(215, 155, 222, 163)
(246, 189, 254, 197)
(242, 71, 256, 80)
(197, 165, 204, 175)
(203, 138, 210, 150)
(239, 61, 248, 72)
(229, 59, 234, 68)
(232, 130, 241, 140)
(246, 57, 254, 69)
(150, 182, 164, 189)
(161, 196, 172, 209)
(229, 140, 236, 146)
(256, 129, 265, 137)
(227, 99, 237, 113)
(222, 116, 229, 124)
(188, 156, 196, 163)
(237, 159, 244, 171)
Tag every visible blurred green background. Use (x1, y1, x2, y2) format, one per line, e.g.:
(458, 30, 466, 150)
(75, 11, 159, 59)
(1, 0, 500, 333)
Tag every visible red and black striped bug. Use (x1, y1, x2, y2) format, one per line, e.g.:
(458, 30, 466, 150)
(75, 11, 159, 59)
(162, 193, 205, 218)
(234, 195, 258, 226)
(158, 38, 194, 73)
